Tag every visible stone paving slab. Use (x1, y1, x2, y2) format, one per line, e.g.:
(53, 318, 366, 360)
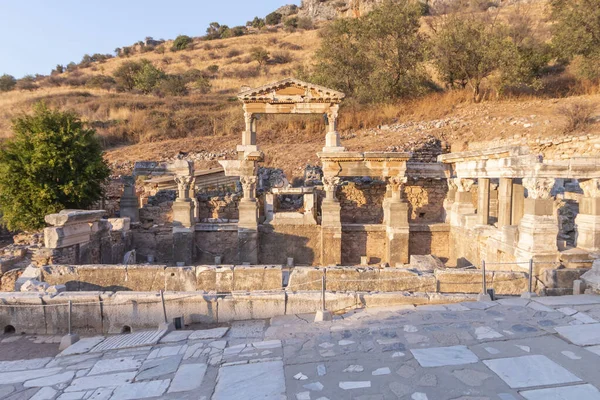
(2, 296, 600, 399)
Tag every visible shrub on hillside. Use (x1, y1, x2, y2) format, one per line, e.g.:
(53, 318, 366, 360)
(297, 17, 314, 30)
(558, 102, 596, 132)
(270, 51, 293, 65)
(195, 75, 212, 94)
(113, 60, 144, 91)
(250, 17, 265, 29)
(171, 35, 193, 51)
(16, 75, 37, 91)
(133, 61, 166, 94)
(0, 74, 17, 92)
(266, 12, 282, 26)
(0, 103, 110, 231)
(207, 65, 220, 74)
(227, 49, 242, 58)
(85, 75, 116, 90)
(156, 75, 188, 96)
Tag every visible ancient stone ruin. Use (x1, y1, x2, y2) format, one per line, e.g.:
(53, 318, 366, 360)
(2, 78, 600, 333)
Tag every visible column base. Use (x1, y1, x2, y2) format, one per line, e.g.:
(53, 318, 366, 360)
(321, 146, 346, 153)
(321, 226, 342, 266)
(575, 213, 600, 252)
(515, 213, 559, 264)
(238, 228, 258, 265)
(450, 201, 475, 227)
(172, 200, 194, 228)
(387, 227, 410, 266)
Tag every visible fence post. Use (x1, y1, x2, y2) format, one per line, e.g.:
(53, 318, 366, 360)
(68, 300, 72, 336)
(160, 290, 168, 324)
(321, 275, 326, 312)
(528, 258, 534, 293)
(477, 260, 492, 301)
(314, 269, 332, 322)
(482, 260, 487, 295)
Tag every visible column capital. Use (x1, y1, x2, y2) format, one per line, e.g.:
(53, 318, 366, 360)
(240, 175, 258, 201)
(523, 177, 555, 200)
(580, 178, 600, 198)
(174, 175, 194, 200)
(386, 176, 407, 201)
(446, 178, 458, 191)
(453, 178, 475, 193)
(322, 176, 341, 202)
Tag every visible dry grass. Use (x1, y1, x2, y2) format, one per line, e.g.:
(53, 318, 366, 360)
(558, 102, 597, 133)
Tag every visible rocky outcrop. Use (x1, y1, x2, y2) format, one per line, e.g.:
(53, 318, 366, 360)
(298, 0, 383, 21)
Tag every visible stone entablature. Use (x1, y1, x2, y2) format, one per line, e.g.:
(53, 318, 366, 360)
(439, 146, 600, 179)
(318, 151, 411, 178)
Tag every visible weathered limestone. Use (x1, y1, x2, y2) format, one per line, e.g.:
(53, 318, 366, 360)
(44, 210, 105, 249)
(450, 178, 475, 227)
(119, 176, 139, 223)
(498, 178, 513, 228)
(443, 179, 457, 223)
(238, 176, 259, 264)
(477, 178, 490, 225)
(511, 181, 525, 227)
(515, 178, 558, 263)
(320, 177, 342, 265)
(576, 179, 600, 252)
(172, 160, 195, 229)
(384, 176, 409, 265)
(265, 187, 317, 225)
(237, 78, 346, 153)
(171, 160, 195, 265)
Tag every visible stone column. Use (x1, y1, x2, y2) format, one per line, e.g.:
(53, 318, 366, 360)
(322, 105, 345, 153)
(515, 177, 558, 262)
(477, 178, 490, 225)
(489, 182, 499, 221)
(120, 176, 139, 223)
(320, 176, 342, 265)
(238, 175, 259, 264)
(450, 178, 475, 227)
(498, 178, 513, 227)
(238, 107, 259, 158)
(384, 176, 410, 266)
(511, 180, 525, 226)
(575, 178, 600, 252)
(172, 160, 195, 265)
(443, 179, 457, 224)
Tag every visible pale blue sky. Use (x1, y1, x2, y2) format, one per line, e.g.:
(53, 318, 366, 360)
(0, 0, 301, 78)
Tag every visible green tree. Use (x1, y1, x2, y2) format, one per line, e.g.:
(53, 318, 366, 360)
(0, 103, 110, 231)
(133, 60, 166, 94)
(266, 12, 282, 25)
(550, 0, 600, 80)
(250, 47, 270, 67)
(0, 74, 17, 92)
(156, 75, 188, 96)
(431, 10, 549, 100)
(171, 35, 193, 51)
(313, 0, 429, 102)
(250, 17, 265, 29)
(113, 60, 143, 90)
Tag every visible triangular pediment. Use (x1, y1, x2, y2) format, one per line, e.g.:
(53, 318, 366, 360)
(238, 78, 345, 103)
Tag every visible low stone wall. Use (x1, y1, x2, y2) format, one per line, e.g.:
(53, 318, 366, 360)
(33, 264, 537, 296)
(0, 290, 476, 335)
(259, 225, 322, 265)
(341, 225, 387, 265)
(409, 223, 450, 261)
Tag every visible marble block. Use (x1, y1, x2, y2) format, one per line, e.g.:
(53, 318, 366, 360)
(483, 355, 581, 389)
(555, 323, 600, 346)
(213, 361, 285, 400)
(520, 384, 600, 400)
(411, 345, 479, 368)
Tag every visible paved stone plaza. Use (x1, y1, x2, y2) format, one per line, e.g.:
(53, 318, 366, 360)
(2, 295, 600, 399)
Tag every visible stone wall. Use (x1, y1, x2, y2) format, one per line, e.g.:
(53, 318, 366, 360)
(341, 225, 387, 265)
(198, 193, 240, 221)
(196, 227, 238, 265)
(132, 227, 173, 264)
(0, 290, 474, 335)
(405, 179, 448, 222)
(259, 225, 321, 265)
(409, 223, 450, 262)
(468, 133, 600, 160)
(339, 181, 385, 224)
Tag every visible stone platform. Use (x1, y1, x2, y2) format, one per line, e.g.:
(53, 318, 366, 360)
(2, 295, 600, 399)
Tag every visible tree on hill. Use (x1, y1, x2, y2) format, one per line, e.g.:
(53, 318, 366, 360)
(430, 10, 549, 101)
(132, 60, 166, 94)
(250, 17, 265, 29)
(266, 12, 283, 26)
(313, 0, 429, 102)
(113, 60, 144, 91)
(0, 103, 110, 231)
(251, 47, 270, 67)
(0, 74, 17, 92)
(171, 35, 193, 51)
(550, 0, 600, 80)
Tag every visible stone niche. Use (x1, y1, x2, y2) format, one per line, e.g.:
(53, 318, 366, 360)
(264, 187, 317, 225)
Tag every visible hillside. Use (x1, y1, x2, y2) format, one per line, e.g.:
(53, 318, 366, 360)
(1, 0, 599, 180)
